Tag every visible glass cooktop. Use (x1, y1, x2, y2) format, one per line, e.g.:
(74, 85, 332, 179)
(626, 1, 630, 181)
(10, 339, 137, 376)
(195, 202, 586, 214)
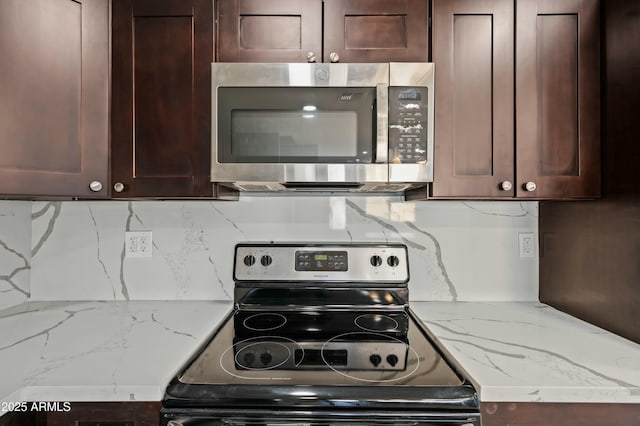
(179, 309, 463, 387)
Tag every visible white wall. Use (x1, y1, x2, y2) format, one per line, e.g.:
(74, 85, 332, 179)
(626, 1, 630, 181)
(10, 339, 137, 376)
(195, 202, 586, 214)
(0, 201, 31, 310)
(28, 196, 539, 302)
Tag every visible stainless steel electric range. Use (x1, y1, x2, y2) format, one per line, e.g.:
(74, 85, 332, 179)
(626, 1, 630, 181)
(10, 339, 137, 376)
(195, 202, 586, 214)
(162, 243, 479, 426)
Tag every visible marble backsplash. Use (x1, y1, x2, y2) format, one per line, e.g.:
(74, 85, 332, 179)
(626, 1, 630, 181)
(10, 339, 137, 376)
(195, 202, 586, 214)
(0, 201, 31, 310)
(25, 196, 538, 302)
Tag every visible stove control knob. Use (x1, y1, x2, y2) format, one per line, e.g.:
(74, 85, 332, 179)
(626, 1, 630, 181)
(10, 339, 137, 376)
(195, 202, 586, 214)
(260, 352, 273, 366)
(386, 354, 399, 367)
(370, 255, 382, 267)
(243, 352, 256, 366)
(369, 354, 382, 367)
(387, 255, 400, 267)
(260, 255, 273, 267)
(243, 255, 256, 267)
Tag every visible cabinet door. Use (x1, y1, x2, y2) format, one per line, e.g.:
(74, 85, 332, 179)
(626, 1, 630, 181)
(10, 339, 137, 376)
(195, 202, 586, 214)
(112, 0, 213, 197)
(45, 402, 160, 426)
(0, 0, 109, 198)
(323, 0, 428, 63)
(482, 402, 640, 426)
(431, 0, 514, 198)
(516, 0, 600, 198)
(0, 411, 39, 426)
(217, 0, 322, 62)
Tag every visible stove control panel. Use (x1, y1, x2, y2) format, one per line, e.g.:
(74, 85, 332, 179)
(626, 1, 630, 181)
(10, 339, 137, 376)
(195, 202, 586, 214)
(234, 244, 408, 283)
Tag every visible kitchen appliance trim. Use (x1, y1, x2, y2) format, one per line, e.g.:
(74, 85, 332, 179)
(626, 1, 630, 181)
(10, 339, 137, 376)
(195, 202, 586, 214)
(210, 62, 435, 194)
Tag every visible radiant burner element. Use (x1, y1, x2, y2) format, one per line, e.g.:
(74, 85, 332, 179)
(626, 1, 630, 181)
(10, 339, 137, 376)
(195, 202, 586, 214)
(322, 332, 416, 382)
(229, 336, 303, 372)
(242, 312, 287, 331)
(234, 340, 291, 370)
(355, 313, 399, 332)
(231, 327, 410, 372)
(231, 310, 411, 372)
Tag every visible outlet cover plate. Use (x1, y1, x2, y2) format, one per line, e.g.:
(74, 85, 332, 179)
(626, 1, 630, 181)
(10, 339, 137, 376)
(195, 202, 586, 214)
(519, 232, 535, 258)
(125, 231, 152, 258)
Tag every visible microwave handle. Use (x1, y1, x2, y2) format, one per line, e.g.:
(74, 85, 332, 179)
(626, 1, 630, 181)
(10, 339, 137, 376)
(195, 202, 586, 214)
(375, 83, 389, 163)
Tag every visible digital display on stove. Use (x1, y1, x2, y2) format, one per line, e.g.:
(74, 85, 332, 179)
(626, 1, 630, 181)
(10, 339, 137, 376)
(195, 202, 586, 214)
(295, 251, 348, 271)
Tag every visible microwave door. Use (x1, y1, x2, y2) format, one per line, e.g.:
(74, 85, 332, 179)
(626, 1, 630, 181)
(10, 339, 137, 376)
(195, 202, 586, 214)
(217, 87, 375, 165)
(211, 63, 391, 186)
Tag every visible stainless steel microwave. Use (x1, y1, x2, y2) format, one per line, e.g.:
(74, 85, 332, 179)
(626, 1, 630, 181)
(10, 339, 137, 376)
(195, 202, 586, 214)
(211, 62, 434, 193)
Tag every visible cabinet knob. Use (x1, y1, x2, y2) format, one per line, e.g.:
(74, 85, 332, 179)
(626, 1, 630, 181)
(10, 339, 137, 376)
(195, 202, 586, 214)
(113, 182, 125, 193)
(306, 51, 317, 63)
(499, 180, 513, 191)
(329, 52, 340, 63)
(89, 181, 103, 192)
(523, 181, 537, 192)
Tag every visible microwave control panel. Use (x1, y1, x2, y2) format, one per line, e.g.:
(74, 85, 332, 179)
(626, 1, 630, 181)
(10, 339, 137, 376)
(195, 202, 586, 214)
(388, 87, 429, 164)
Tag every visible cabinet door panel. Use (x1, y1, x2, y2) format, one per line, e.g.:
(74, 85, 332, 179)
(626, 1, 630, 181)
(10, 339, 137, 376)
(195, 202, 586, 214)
(133, 17, 194, 178)
(431, 0, 514, 198)
(324, 0, 428, 62)
(45, 402, 160, 426)
(516, 0, 600, 198)
(481, 402, 640, 426)
(112, 0, 213, 197)
(217, 0, 322, 62)
(0, 0, 109, 197)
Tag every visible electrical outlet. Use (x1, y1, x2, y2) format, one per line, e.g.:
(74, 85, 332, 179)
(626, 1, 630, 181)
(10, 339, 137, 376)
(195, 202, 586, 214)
(519, 232, 535, 258)
(125, 231, 152, 258)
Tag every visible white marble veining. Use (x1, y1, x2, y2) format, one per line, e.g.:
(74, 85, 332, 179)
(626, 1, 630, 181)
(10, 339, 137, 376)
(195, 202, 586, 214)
(30, 197, 538, 302)
(1, 300, 639, 410)
(412, 302, 640, 403)
(0, 201, 31, 311)
(0, 300, 231, 412)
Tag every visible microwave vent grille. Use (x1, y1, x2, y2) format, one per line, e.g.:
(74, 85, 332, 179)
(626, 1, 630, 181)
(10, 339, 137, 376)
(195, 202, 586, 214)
(236, 184, 274, 191)
(368, 184, 413, 192)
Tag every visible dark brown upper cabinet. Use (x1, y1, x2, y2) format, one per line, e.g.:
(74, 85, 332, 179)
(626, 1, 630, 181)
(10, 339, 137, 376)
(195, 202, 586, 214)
(217, 0, 429, 63)
(111, 0, 213, 198)
(431, 0, 600, 199)
(323, 0, 429, 63)
(431, 0, 515, 198)
(217, 0, 322, 62)
(516, 0, 600, 199)
(0, 0, 110, 198)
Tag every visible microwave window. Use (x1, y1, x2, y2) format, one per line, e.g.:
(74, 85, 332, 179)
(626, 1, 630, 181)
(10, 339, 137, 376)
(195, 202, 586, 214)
(217, 87, 374, 164)
(231, 110, 357, 158)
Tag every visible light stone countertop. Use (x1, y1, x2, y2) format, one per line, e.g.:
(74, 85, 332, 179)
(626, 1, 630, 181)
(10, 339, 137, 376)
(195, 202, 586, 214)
(1, 300, 639, 418)
(0, 300, 232, 416)
(411, 302, 640, 403)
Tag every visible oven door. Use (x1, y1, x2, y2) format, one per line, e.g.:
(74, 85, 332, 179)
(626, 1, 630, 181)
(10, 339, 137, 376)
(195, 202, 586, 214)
(162, 409, 480, 426)
(211, 63, 389, 185)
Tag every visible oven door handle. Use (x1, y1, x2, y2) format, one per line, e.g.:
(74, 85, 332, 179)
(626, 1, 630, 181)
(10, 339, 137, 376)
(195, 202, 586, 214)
(375, 83, 389, 164)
